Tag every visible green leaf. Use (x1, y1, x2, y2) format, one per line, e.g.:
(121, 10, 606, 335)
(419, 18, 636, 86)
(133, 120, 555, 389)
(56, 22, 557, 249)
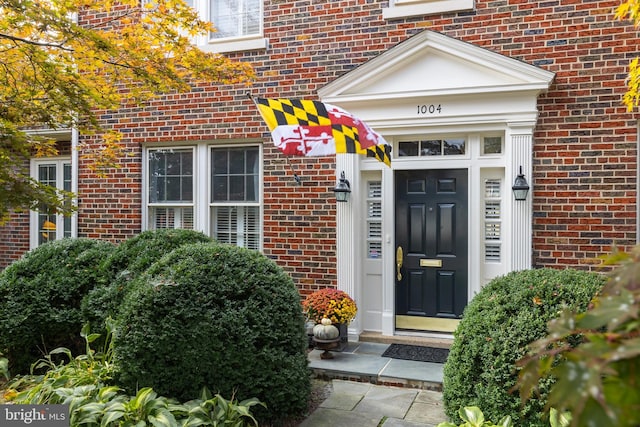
(549, 407, 571, 427)
(49, 347, 73, 360)
(0, 357, 9, 380)
(609, 337, 640, 361)
(459, 406, 485, 427)
(496, 415, 513, 427)
(436, 423, 458, 427)
(148, 410, 178, 427)
(577, 290, 636, 331)
(100, 408, 125, 427)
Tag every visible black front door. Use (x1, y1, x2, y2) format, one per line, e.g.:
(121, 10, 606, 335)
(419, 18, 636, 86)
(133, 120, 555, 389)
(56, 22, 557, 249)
(395, 169, 468, 331)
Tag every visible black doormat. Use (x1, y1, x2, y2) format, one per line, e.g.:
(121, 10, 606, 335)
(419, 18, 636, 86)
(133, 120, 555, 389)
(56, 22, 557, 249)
(381, 344, 449, 363)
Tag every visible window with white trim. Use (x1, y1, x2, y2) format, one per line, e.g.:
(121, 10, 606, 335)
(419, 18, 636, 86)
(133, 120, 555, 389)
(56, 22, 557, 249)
(210, 146, 260, 249)
(31, 158, 73, 246)
(366, 181, 383, 259)
(383, 0, 474, 20)
(186, 0, 267, 53)
(147, 148, 195, 230)
(144, 144, 262, 250)
(483, 178, 502, 262)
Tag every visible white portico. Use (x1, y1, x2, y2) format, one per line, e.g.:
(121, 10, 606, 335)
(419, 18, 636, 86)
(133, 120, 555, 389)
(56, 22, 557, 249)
(318, 30, 555, 338)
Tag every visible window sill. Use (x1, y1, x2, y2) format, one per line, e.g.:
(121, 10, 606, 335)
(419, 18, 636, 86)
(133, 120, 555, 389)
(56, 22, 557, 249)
(200, 37, 268, 54)
(382, 0, 474, 20)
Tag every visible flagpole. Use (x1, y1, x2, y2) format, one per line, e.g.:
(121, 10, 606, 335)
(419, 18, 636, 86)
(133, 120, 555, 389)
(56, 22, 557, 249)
(285, 157, 302, 185)
(247, 92, 302, 185)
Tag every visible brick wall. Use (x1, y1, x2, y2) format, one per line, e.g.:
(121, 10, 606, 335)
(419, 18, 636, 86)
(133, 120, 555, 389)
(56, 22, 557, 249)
(0, 211, 29, 269)
(2, 0, 638, 277)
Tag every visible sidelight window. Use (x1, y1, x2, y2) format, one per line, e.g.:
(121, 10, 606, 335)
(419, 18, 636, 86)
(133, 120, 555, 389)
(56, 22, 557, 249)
(483, 179, 502, 262)
(366, 181, 383, 258)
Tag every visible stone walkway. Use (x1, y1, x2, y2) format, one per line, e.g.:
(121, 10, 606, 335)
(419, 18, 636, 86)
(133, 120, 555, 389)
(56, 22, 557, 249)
(299, 379, 447, 427)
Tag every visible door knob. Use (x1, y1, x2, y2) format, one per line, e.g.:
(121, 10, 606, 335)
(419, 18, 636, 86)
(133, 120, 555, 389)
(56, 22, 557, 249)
(396, 246, 403, 281)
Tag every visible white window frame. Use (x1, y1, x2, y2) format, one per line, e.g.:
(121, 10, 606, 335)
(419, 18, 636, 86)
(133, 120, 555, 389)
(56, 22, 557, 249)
(30, 157, 75, 248)
(142, 143, 263, 251)
(190, 0, 267, 53)
(146, 146, 196, 231)
(208, 144, 262, 250)
(382, 0, 474, 20)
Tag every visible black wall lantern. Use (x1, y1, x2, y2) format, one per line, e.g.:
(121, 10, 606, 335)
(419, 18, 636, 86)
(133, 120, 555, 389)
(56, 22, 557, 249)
(512, 166, 530, 201)
(333, 171, 351, 202)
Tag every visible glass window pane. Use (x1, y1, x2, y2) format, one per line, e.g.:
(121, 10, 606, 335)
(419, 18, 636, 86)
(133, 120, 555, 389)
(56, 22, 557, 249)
(421, 140, 441, 156)
(148, 149, 193, 203)
(151, 207, 194, 230)
(165, 177, 181, 201)
(229, 149, 245, 174)
(39, 213, 56, 246)
(210, 0, 260, 39)
(211, 205, 259, 250)
(398, 141, 418, 157)
(483, 137, 502, 154)
(39, 164, 56, 185)
(183, 177, 193, 201)
(211, 147, 260, 202)
(246, 177, 257, 202)
(229, 176, 244, 201)
(444, 139, 465, 155)
(212, 150, 228, 175)
(213, 178, 228, 201)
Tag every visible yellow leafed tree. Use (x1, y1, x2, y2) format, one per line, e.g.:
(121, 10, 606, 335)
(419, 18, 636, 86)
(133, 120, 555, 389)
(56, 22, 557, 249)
(616, 0, 640, 110)
(0, 0, 254, 221)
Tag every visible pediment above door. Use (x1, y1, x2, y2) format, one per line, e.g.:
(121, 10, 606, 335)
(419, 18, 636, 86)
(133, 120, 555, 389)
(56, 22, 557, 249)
(318, 30, 555, 128)
(319, 30, 554, 102)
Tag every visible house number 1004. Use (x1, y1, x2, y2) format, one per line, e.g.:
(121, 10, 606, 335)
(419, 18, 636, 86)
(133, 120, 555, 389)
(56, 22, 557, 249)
(417, 104, 442, 115)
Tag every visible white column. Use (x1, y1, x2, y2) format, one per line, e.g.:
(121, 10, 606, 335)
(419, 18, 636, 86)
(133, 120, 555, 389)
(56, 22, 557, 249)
(335, 154, 361, 339)
(509, 125, 534, 271)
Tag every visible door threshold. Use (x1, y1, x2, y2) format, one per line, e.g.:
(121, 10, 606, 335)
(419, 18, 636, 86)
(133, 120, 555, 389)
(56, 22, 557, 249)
(358, 331, 453, 349)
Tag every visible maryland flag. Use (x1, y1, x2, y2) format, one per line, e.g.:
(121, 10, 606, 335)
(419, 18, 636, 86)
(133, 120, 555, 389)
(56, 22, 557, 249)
(254, 97, 392, 166)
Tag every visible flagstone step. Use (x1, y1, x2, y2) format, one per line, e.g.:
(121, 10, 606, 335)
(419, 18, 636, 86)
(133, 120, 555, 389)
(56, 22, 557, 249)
(308, 341, 444, 391)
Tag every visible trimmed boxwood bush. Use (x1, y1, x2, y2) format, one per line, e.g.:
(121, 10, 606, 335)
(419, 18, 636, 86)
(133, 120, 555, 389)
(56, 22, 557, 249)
(82, 229, 213, 329)
(113, 242, 311, 423)
(443, 268, 605, 426)
(0, 238, 115, 374)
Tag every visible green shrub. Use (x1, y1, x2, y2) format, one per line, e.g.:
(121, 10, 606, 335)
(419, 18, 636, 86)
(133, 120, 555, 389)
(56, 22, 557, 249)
(443, 268, 605, 426)
(113, 242, 311, 423)
(518, 249, 640, 427)
(0, 238, 115, 374)
(82, 229, 213, 330)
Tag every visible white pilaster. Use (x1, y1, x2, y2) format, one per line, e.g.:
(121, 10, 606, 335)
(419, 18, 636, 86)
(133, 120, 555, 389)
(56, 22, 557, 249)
(381, 165, 395, 336)
(335, 154, 361, 339)
(509, 125, 534, 271)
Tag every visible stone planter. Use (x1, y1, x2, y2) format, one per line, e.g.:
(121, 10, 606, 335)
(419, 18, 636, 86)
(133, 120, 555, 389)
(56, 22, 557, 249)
(312, 322, 348, 357)
(335, 323, 348, 352)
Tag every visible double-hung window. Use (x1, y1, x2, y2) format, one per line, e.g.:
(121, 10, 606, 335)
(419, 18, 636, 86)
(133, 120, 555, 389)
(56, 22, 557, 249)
(382, 0, 474, 20)
(210, 146, 260, 250)
(186, 0, 267, 53)
(144, 144, 262, 250)
(147, 148, 195, 230)
(30, 158, 73, 247)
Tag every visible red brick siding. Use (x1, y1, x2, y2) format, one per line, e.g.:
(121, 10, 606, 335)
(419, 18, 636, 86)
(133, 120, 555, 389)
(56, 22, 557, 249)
(0, 211, 30, 269)
(1, 0, 638, 279)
